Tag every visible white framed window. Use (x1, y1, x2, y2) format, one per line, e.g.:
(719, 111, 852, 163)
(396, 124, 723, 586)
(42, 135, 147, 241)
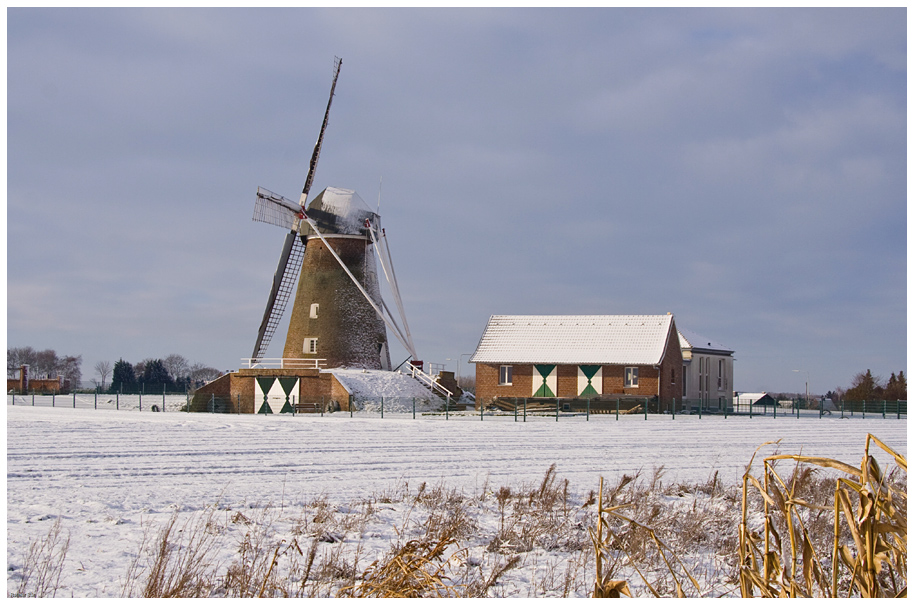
(309, 303, 319, 319)
(499, 365, 513, 386)
(625, 367, 639, 388)
(718, 359, 724, 390)
(304, 338, 318, 354)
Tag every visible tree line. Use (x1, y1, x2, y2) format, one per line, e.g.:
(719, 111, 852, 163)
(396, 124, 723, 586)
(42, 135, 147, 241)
(107, 354, 221, 393)
(828, 369, 907, 403)
(8, 348, 222, 393)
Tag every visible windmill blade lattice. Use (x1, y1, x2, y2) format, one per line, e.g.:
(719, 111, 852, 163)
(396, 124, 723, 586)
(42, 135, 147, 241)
(253, 187, 302, 230)
(251, 231, 306, 360)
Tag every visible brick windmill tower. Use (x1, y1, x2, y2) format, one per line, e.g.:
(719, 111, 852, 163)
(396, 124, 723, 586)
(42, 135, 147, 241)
(250, 58, 416, 370)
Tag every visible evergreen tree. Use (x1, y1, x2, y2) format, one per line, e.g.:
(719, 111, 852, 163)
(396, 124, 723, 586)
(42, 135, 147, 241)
(111, 359, 136, 391)
(885, 370, 907, 401)
(844, 369, 883, 402)
(142, 359, 173, 388)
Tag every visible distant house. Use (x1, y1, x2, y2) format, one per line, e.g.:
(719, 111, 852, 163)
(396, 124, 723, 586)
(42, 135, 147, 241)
(678, 329, 734, 408)
(470, 314, 683, 408)
(734, 392, 775, 410)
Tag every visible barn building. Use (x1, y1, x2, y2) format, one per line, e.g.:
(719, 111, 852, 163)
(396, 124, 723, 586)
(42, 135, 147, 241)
(470, 314, 683, 409)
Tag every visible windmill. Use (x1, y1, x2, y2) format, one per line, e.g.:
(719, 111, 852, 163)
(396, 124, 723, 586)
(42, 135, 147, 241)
(249, 57, 417, 371)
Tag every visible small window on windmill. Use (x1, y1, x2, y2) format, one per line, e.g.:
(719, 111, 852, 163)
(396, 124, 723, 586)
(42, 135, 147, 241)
(310, 303, 319, 319)
(304, 338, 318, 354)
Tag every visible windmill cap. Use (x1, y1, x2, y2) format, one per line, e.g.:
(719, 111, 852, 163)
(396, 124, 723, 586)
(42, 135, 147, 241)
(305, 187, 378, 235)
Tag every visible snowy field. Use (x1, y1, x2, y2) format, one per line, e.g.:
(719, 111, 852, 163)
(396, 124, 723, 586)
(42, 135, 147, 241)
(6, 404, 907, 597)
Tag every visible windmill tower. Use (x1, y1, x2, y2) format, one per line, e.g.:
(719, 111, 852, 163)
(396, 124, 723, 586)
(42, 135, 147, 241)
(250, 57, 417, 370)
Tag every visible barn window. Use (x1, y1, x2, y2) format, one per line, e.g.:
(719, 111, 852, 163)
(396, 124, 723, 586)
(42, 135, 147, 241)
(304, 338, 318, 354)
(625, 367, 639, 388)
(310, 303, 319, 319)
(499, 365, 513, 386)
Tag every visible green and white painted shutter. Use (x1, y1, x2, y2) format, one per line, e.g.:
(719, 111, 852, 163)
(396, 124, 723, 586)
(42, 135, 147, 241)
(533, 364, 557, 397)
(254, 377, 300, 414)
(578, 365, 602, 397)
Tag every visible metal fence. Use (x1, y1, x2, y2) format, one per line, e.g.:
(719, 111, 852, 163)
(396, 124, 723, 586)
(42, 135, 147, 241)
(8, 393, 906, 421)
(8, 392, 191, 412)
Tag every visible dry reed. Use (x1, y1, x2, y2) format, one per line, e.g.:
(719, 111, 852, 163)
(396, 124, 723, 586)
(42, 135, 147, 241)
(13, 516, 70, 598)
(738, 433, 907, 598)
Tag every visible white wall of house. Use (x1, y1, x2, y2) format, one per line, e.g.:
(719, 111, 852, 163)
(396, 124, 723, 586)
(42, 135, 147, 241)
(682, 349, 733, 407)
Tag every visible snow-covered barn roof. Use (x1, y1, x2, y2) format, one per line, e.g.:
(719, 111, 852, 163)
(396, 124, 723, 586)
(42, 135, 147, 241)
(678, 328, 734, 355)
(469, 315, 675, 365)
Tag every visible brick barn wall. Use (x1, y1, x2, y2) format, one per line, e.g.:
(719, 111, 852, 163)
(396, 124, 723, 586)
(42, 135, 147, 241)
(556, 365, 577, 397)
(475, 363, 533, 406)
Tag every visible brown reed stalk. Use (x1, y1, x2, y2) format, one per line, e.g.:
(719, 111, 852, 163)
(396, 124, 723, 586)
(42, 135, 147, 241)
(738, 433, 906, 598)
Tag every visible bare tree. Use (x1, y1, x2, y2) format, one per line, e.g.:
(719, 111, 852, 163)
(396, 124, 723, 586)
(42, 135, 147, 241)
(163, 354, 190, 382)
(94, 360, 112, 390)
(34, 349, 59, 379)
(59, 356, 82, 390)
(8, 346, 36, 377)
(133, 360, 152, 380)
(189, 363, 221, 387)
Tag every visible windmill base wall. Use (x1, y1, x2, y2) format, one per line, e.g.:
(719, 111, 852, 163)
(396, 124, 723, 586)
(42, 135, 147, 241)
(191, 369, 352, 413)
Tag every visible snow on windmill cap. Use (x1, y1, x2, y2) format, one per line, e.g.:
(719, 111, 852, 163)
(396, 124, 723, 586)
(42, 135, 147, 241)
(305, 187, 379, 236)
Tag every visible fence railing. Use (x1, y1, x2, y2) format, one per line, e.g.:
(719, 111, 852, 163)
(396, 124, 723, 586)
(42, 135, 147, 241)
(15, 383, 200, 396)
(240, 358, 325, 369)
(8, 392, 191, 412)
(9, 393, 906, 421)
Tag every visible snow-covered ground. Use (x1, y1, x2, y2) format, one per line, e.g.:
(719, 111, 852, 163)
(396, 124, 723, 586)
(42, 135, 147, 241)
(6, 403, 906, 597)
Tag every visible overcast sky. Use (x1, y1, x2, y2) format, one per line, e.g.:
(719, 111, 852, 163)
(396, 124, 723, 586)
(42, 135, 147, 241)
(6, 8, 907, 394)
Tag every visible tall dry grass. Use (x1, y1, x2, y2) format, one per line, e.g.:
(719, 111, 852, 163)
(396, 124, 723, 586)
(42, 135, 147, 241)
(122, 507, 222, 597)
(12, 435, 905, 598)
(12, 516, 70, 598)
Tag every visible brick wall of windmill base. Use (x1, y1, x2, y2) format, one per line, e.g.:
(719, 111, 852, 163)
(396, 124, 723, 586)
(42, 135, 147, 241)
(284, 236, 390, 370)
(190, 369, 353, 413)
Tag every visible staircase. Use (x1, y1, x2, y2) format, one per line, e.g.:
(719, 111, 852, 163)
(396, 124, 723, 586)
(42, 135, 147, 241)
(408, 365, 453, 400)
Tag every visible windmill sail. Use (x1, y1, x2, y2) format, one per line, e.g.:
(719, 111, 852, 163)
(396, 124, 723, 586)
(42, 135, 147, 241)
(253, 187, 301, 230)
(300, 57, 342, 207)
(251, 230, 306, 360)
(251, 57, 342, 363)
